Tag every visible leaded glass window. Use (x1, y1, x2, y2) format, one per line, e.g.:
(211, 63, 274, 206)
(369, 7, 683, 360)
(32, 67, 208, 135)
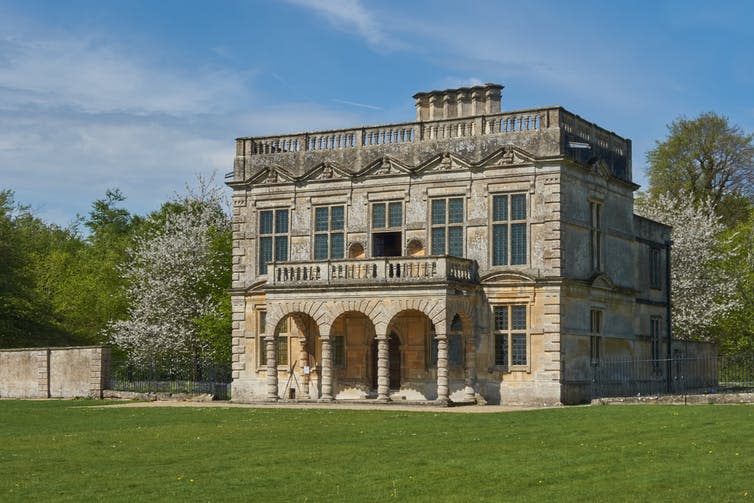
(492, 193, 527, 266)
(258, 208, 289, 275)
(314, 205, 345, 260)
(430, 197, 464, 256)
(493, 305, 528, 368)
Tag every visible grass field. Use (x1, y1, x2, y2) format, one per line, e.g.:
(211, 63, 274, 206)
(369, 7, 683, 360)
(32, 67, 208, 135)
(1, 401, 753, 502)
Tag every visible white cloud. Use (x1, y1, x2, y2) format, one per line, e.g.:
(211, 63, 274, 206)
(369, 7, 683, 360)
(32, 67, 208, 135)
(0, 24, 250, 116)
(284, 0, 404, 51)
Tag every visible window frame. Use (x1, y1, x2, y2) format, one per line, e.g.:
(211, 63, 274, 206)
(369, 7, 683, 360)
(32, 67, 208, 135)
(650, 316, 662, 370)
(429, 196, 465, 257)
(589, 201, 603, 272)
(490, 192, 528, 266)
(257, 310, 267, 369)
(492, 304, 529, 371)
(371, 201, 403, 232)
(448, 316, 464, 368)
(332, 334, 346, 369)
(258, 208, 289, 275)
(258, 312, 290, 369)
(649, 246, 662, 290)
(590, 309, 603, 366)
(313, 204, 345, 260)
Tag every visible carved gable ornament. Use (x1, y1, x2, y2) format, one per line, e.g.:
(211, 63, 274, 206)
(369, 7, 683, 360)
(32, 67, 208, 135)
(356, 155, 412, 179)
(414, 151, 472, 175)
(486, 145, 536, 167)
(590, 158, 612, 179)
(249, 165, 295, 185)
(299, 162, 352, 183)
(590, 273, 615, 291)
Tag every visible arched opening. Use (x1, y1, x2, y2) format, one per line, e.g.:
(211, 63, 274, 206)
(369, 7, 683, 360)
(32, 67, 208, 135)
(263, 311, 321, 400)
(330, 311, 376, 398)
(407, 238, 425, 257)
(348, 242, 365, 259)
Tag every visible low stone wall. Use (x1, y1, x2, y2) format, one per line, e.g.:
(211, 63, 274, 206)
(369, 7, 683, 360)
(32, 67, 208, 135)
(0, 346, 110, 399)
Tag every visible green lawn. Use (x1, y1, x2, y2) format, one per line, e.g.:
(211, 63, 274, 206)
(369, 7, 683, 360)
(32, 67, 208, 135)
(1, 401, 753, 502)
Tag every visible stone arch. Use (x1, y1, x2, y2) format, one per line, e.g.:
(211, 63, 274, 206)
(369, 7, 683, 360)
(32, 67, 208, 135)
(348, 241, 365, 259)
(266, 300, 331, 338)
(381, 297, 446, 335)
(407, 238, 425, 257)
(326, 299, 385, 336)
(446, 296, 475, 334)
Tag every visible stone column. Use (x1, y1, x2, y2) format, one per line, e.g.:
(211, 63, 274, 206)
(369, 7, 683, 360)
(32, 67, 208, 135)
(299, 337, 310, 399)
(376, 335, 390, 401)
(265, 335, 278, 401)
(464, 334, 477, 402)
(436, 333, 449, 405)
(320, 337, 334, 401)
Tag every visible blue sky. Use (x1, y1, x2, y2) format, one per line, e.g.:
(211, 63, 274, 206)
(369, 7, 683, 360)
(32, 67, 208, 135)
(2, 0, 753, 226)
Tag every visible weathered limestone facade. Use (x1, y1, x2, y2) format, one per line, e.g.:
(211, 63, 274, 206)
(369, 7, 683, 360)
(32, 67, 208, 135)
(226, 84, 669, 405)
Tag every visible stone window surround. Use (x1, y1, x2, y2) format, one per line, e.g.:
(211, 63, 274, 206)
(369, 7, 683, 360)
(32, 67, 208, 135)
(429, 195, 466, 256)
(589, 198, 604, 273)
(312, 204, 346, 260)
(257, 207, 289, 276)
(257, 310, 291, 370)
(650, 316, 662, 369)
(590, 308, 603, 365)
(489, 191, 529, 267)
(649, 246, 662, 290)
(490, 301, 531, 373)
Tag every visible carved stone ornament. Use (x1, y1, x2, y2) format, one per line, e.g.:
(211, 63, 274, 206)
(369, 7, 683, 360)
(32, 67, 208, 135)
(501, 148, 515, 164)
(374, 157, 392, 175)
(319, 164, 334, 179)
(440, 152, 452, 170)
(265, 168, 279, 184)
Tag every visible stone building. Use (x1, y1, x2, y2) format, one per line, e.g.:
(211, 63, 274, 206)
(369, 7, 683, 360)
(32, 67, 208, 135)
(225, 83, 671, 405)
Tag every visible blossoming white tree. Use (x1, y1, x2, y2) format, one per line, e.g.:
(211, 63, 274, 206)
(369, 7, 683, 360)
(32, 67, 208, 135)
(635, 191, 739, 341)
(106, 179, 230, 372)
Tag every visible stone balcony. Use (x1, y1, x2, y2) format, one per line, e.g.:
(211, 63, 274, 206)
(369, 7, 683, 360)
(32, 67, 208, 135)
(266, 256, 479, 291)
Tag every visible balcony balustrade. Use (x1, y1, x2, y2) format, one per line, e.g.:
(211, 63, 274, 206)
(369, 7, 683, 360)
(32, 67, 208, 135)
(267, 256, 478, 288)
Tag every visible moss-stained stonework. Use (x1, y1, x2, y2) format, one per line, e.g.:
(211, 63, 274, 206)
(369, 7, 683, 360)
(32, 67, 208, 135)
(227, 84, 672, 405)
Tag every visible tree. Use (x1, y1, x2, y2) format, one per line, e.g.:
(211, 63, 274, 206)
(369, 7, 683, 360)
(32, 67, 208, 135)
(0, 190, 84, 347)
(715, 208, 754, 355)
(635, 191, 739, 341)
(646, 112, 754, 225)
(105, 179, 231, 371)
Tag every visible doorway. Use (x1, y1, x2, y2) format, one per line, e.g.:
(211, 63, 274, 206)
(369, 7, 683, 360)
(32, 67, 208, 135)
(372, 232, 402, 257)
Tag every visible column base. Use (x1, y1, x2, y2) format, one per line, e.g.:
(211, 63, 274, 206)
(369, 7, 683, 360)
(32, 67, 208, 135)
(318, 397, 334, 402)
(434, 398, 451, 407)
(377, 395, 391, 402)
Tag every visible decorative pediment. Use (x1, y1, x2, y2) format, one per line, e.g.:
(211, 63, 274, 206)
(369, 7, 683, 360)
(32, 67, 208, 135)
(249, 165, 296, 185)
(590, 273, 615, 291)
(414, 151, 472, 174)
(483, 145, 537, 168)
(355, 155, 412, 178)
(590, 158, 612, 179)
(481, 270, 537, 286)
(298, 162, 352, 182)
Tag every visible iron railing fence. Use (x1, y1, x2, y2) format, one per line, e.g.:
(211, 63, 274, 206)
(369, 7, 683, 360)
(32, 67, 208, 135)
(592, 354, 754, 399)
(107, 359, 232, 400)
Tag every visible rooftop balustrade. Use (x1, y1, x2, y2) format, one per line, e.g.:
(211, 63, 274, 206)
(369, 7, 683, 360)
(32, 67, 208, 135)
(267, 256, 479, 289)
(229, 106, 632, 182)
